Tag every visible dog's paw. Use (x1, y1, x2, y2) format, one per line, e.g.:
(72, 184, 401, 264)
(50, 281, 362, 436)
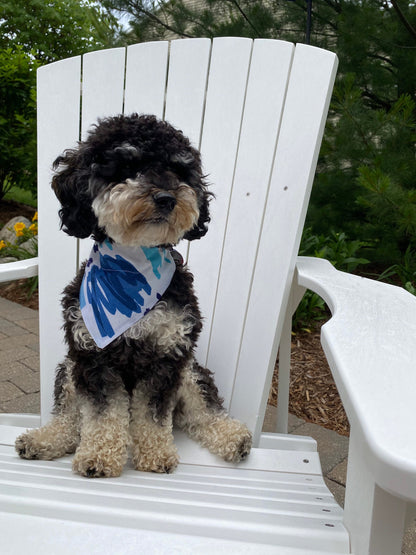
(223, 428, 252, 463)
(15, 430, 64, 461)
(15, 432, 41, 460)
(133, 446, 179, 474)
(203, 418, 252, 463)
(72, 450, 125, 478)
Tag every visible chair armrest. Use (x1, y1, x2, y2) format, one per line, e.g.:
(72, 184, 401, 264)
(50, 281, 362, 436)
(0, 257, 39, 283)
(296, 256, 416, 501)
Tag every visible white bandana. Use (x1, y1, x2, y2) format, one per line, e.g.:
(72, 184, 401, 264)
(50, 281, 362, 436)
(79, 240, 175, 348)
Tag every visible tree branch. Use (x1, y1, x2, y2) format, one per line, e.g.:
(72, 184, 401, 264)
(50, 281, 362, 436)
(124, 0, 194, 38)
(228, 0, 260, 36)
(390, 0, 416, 42)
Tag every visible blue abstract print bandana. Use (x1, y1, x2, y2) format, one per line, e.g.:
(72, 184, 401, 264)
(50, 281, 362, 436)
(80, 240, 175, 348)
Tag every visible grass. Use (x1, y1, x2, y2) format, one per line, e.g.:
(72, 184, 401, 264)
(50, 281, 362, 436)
(4, 186, 37, 208)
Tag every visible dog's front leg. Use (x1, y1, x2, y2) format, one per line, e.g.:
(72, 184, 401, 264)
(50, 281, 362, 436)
(175, 363, 252, 463)
(16, 360, 80, 461)
(72, 386, 130, 478)
(130, 386, 179, 473)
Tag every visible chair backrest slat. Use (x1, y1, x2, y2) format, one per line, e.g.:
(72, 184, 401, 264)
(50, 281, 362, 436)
(203, 39, 295, 412)
(164, 38, 211, 148)
(230, 44, 338, 441)
(37, 56, 82, 421)
(163, 38, 212, 261)
(124, 41, 169, 118)
(81, 47, 126, 139)
(187, 37, 254, 361)
(36, 39, 337, 435)
(78, 48, 127, 264)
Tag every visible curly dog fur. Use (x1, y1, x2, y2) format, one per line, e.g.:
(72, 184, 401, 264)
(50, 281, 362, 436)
(16, 114, 252, 477)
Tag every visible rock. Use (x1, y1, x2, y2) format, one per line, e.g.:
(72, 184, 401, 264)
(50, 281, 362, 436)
(0, 257, 18, 264)
(0, 216, 32, 245)
(19, 236, 38, 256)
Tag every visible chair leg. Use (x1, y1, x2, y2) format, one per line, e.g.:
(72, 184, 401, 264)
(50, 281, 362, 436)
(276, 302, 291, 434)
(276, 279, 306, 433)
(344, 430, 407, 555)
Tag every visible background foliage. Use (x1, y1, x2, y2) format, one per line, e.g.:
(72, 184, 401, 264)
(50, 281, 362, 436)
(0, 47, 38, 201)
(0, 0, 120, 200)
(1, 0, 415, 297)
(104, 0, 416, 292)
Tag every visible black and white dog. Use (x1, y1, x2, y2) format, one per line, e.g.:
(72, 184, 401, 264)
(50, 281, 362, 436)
(16, 114, 252, 477)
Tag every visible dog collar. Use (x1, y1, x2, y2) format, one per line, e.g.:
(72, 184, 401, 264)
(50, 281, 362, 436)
(79, 239, 175, 348)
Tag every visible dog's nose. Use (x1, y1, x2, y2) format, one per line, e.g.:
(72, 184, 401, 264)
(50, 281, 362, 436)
(153, 191, 177, 214)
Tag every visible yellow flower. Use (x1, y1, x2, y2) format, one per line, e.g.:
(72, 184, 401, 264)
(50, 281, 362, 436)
(29, 223, 37, 234)
(0, 240, 6, 250)
(14, 222, 26, 237)
(32, 212, 38, 222)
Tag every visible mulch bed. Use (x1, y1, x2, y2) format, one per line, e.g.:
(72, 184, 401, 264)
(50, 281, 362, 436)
(269, 326, 350, 437)
(0, 279, 39, 310)
(0, 199, 36, 228)
(0, 199, 350, 437)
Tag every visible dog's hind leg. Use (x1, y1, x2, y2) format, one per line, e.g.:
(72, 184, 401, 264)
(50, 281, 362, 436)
(174, 362, 252, 463)
(130, 385, 179, 474)
(72, 382, 130, 478)
(16, 359, 81, 460)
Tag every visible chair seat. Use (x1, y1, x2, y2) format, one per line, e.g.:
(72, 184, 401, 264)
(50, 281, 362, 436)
(0, 421, 350, 554)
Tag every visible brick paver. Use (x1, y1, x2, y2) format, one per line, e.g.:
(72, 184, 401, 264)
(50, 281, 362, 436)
(0, 297, 40, 414)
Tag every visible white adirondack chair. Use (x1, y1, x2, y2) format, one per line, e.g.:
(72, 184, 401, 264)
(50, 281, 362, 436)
(0, 37, 415, 555)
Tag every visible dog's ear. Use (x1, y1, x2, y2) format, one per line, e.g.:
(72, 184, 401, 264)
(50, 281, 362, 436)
(183, 184, 212, 241)
(170, 148, 213, 242)
(52, 148, 98, 239)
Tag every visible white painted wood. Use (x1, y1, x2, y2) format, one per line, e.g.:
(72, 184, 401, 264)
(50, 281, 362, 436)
(163, 38, 212, 261)
(78, 47, 126, 265)
(37, 57, 82, 423)
(230, 45, 338, 441)
(186, 36, 253, 364)
(276, 279, 306, 433)
(0, 512, 349, 555)
(258, 432, 317, 452)
(203, 39, 294, 409)
(0, 414, 40, 429)
(344, 431, 407, 555)
(81, 47, 126, 138)
(164, 38, 212, 148)
(0, 435, 350, 553)
(0, 257, 38, 282)
(276, 299, 293, 434)
(124, 41, 169, 118)
(173, 430, 323, 474)
(296, 255, 416, 502)
(1, 38, 378, 553)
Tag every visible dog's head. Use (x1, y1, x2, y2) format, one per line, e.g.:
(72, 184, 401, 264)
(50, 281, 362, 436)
(52, 114, 211, 247)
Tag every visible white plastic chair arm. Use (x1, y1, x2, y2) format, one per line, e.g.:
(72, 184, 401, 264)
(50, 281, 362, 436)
(0, 257, 39, 283)
(296, 256, 416, 502)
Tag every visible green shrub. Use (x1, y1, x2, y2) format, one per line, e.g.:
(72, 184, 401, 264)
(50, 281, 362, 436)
(293, 228, 371, 331)
(0, 47, 38, 200)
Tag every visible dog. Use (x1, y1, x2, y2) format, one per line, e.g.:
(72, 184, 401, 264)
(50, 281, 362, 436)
(16, 114, 252, 477)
